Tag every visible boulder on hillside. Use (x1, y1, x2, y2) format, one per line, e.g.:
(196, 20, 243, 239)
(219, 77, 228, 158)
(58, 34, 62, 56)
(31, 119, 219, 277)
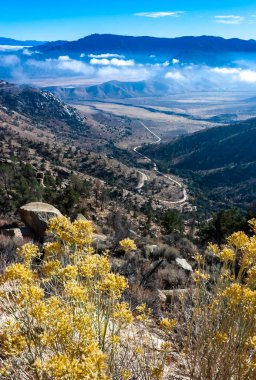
(175, 257, 193, 272)
(20, 202, 62, 238)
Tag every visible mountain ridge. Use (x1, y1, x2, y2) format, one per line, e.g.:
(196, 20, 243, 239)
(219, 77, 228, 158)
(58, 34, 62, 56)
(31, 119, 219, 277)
(0, 37, 46, 46)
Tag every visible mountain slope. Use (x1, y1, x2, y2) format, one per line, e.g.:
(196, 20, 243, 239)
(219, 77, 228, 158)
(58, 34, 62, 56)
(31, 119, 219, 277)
(141, 118, 256, 210)
(0, 80, 88, 133)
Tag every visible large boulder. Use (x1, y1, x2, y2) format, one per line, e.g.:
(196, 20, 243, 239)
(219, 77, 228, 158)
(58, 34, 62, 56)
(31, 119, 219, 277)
(20, 202, 62, 238)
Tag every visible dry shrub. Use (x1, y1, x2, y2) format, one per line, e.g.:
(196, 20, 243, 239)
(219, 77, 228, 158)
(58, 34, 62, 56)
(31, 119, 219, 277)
(156, 265, 188, 290)
(175, 220, 256, 379)
(125, 283, 160, 315)
(0, 235, 23, 272)
(146, 244, 179, 262)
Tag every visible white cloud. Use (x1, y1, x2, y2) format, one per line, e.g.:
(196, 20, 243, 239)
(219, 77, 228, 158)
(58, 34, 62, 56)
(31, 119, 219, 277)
(162, 61, 170, 67)
(211, 67, 240, 75)
(22, 48, 34, 56)
(96, 66, 151, 82)
(134, 11, 184, 18)
(90, 58, 135, 67)
(58, 55, 71, 61)
(90, 58, 109, 65)
(0, 54, 20, 66)
(172, 58, 180, 65)
(88, 53, 125, 59)
(211, 66, 256, 83)
(0, 45, 30, 52)
(237, 69, 256, 83)
(165, 71, 185, 80)
(214, 15, 244, 24)
(27, 57, 95, 76)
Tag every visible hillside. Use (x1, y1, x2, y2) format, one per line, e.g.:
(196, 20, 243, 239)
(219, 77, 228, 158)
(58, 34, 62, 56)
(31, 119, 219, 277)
(0, 80, 89, 134)
(141, 118, 256, 210)
(0, 79, 189, 242)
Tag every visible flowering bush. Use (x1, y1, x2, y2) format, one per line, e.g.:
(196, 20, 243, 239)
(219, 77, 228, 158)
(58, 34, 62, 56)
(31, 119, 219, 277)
(179, 219, 256, 379)
(0, 216, 172, 380)
(119, 238, 137, 252)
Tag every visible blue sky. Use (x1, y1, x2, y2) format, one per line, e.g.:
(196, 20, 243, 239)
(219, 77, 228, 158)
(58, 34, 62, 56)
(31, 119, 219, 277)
(1, 0, 256, 41)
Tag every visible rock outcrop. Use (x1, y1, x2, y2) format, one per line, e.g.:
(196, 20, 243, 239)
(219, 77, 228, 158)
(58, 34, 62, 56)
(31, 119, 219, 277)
(20, 202, 62, 238)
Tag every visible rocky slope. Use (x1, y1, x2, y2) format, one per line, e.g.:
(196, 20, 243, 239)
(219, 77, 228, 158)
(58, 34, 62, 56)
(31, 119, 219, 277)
(0, 80, 89, 134)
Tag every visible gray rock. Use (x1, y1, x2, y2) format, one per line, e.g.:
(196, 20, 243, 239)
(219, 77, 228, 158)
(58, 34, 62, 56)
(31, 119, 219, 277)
(76, 213, 87, 221)
(175, 257, 193, 272)
(20, 202, 62, 237)
(145, 244, 158, 254)
(157, 289, 167, 304)
(1, 228, 23, 239)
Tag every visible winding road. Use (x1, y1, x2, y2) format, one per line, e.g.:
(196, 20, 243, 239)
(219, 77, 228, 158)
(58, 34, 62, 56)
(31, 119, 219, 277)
(134, 121, 188, 204)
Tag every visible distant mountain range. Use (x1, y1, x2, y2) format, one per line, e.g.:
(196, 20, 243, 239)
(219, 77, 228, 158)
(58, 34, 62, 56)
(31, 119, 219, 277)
(141, 118, 256, 210)
(45, 80, 172, 100)
(32, 34, 256, 65)
(0, 37, 46, 47)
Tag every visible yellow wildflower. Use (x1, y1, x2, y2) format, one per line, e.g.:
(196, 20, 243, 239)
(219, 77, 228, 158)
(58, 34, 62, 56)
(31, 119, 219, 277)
(218, 247, 235, 262)
(151, 363, 164, 379)
(193, 269, 210, 283)
(160, 318, 177, 331)
(119, 238, 137, 252)
(227, 231, 249, 249)
(98, 272, 127, 298)
(249, 218, 256, 234)
(41, 259, 60, 277)
(17, 243, 39, 265)
(121, 369, 132, 380)
(58, 264, 78, 281)
(0, 263, 34, 284)
(214, 332, 228, 344)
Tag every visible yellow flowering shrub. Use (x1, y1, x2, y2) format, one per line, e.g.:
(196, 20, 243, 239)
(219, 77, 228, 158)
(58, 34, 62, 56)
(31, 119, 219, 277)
(0, 216, 170, 380)
(0, 217, 132, 379)
(179, 221, 256, 379)
(119, 238, 137, 252)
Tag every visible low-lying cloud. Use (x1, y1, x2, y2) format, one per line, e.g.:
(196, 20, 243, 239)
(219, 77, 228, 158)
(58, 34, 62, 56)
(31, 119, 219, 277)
(90, 58, 135, 67)
(88, 53, 125, 59)
(211, 67, 256, 83)
(1, 51, 256, 91)
(0, 45, 30, 52)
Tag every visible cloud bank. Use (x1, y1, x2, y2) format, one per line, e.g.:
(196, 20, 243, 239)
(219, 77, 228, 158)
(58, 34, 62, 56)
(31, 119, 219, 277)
(1, 51, 256, 91)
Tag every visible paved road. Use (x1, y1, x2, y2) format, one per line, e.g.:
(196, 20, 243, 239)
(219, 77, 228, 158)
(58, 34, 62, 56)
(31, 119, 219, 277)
(133, 121, 188, 204)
